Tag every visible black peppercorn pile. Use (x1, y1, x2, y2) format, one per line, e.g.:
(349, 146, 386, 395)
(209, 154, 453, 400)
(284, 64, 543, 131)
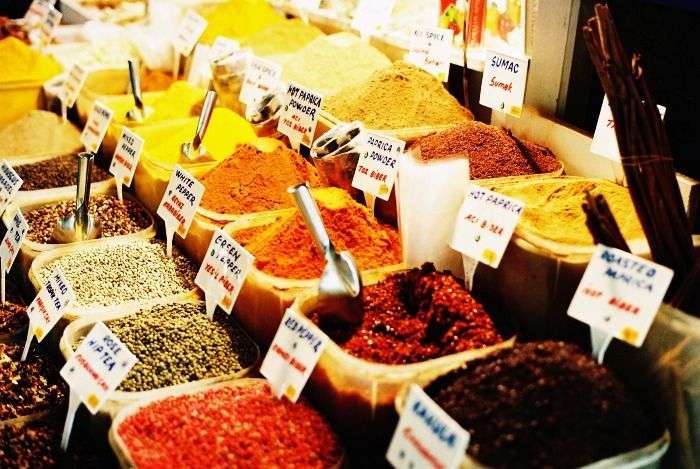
(0, 344, 67, 420)
(426, 341, 660, 468)
(14, 154, 111, 191)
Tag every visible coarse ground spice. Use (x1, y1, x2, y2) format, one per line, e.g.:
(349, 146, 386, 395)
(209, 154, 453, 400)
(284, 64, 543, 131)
(200, 144, 321, 214)
(38, 240, 197, 308)
(0, 343, 66, 420)
(13, 154, 111, 191)
(426, 341, 660, 468)
(0, 301, 27, 339)
(0, 111, 82, 159)
(413, 121, 560, 179)
(490, 176, 644, 246)
(324, 61, 472, 130)
(281, 32, 392, 97)
(25, 194, 152, 244)
(73, 303, 258, 392)
(241, 19, 323, 57)
(309, 263, 502, 364)
(117, 381, 342, 469)
(249, 188, 401, 279)
(0, 421, 59, 468)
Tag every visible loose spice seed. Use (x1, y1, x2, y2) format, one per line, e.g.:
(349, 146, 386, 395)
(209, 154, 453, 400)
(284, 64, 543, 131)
(309, 263, 502, 364)
(0, 344, 66, 420)
(74, 303, 257, 392)
(13, 154, 111, 191)
(38, 240, 196, 308)
(426, 341, 660, 469)
(118, 382, 343, 469)
(25, 194, 152, 244)
(0, 421, 59, 468)
(0, 301, 27, 337)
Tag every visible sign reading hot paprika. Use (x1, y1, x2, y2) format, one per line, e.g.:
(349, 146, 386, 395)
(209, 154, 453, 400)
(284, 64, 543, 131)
(277, 82, 323, 147)
(479, 50, 529, 118)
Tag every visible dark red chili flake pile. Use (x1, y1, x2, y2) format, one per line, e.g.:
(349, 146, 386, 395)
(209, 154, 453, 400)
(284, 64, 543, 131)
(0, 343, 67, 420)
(426, 341, 660, 469)
(118, 381, 342, 469)
(308, 263, 502, 364)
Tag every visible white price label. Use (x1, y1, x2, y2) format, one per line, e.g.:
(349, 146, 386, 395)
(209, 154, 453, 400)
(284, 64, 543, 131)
(352, 132, 404, 201)
(157, 165, 204, 239)
(0, 160, 23, 214)
(260, 308, 327, 403)
(24, 0, 53, 28)
(479, 51, 529, 118)
(591, 96, 667, 162)
(59, 63, 88, 109)
(27, 266, 74, 343)
(277, 82, 323, 147)
(210, 36, 239, 62)
(39, 5, 61, 45)
(450, 185, 524, 268)
(239, 56, 282, 106)
(567, 245, 673, 347)
(109, 127, 143, 188)
(387, 384, 470, 469)
(195, 229, 254, 317)
(60, 322, 137, 414)
(351, 0, 396, 36)
(406, 26, 454, 82)
(80, 101, 113, 153)
(1, 209, 28, 274)
(173, 10, 208, 57)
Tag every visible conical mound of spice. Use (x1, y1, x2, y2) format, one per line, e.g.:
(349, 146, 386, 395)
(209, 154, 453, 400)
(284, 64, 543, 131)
(0, 111, 82, 159)
(199, 144, 322, 214)
(324, 61, 473, 130)
(249, 187, 401, 279)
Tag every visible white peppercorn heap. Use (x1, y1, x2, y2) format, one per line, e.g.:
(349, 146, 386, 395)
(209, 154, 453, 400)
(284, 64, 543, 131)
(73, 303, 258, 392)
(37, 240, 196, 308)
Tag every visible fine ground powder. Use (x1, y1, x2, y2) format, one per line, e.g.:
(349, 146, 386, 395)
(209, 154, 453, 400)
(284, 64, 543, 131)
(0, 111, 82, 159)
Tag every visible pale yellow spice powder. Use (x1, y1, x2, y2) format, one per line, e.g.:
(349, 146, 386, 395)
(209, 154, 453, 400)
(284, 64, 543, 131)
(0, 111, 82, 159)
(241, 19, 323, 57)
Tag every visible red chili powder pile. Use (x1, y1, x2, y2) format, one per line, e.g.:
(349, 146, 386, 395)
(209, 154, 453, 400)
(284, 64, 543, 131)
(250, 188, 402, 279)
(308, 263, 503, 364)
(117, 382, 342, 469)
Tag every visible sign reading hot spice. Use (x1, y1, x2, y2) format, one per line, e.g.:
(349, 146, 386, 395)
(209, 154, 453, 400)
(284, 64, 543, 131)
(406, 26, 454, 82)
(157, 165, 204, 255)
(260, 308, 327, 403)
(239, 56, 282, 107)
(479, 50, 529, 118)
(109, 126, 144, 200)
(0, 160, 23, 214)
(568, 245, 673, 347)
(195, 229, 254, 319)
(450, 185, 524, 268)
(387, 384, 470, 469)
(80, 101, 114, 153)
(59, 63, 89, 109)
(173, 10, 208, 57)
(352, 132, 404, 201)
(277, 82, 323, 147)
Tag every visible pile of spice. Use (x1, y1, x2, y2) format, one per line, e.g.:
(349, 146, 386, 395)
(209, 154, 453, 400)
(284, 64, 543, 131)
(309, 263, 502, 364)
(0, 301, 27, 340)
(73, 303, 257, 392)
(426, 341, 660, 468)
(490, 176, 644, 246)
(241, 19, 323, 57)
(141, 69, 179, 92)
(37, 240, 196, 308)
(0, 111, 83, 159)
(0, 37, 61, 83)
(249, 188, 401, 279)
(117, 381, 342, 468)
(25, 194, 151, 244)
(200, 0, 283, 43)
(0, 343, 66, 420)
(13, 154, 111, 191)
(281, 32, 392, 97)
(108, 81, 205, 127)
(0, 17, 29, 43)
(200, 144, 321, 214)
(413, 121, 560, 179)
(324, 61, 472, 129)
(0, 421, 59, 468)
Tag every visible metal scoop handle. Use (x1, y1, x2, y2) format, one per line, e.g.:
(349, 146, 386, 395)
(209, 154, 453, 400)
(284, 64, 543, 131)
(192, 90, 217, 152)
(128, 59, 144, 112)
(75, 152, 93, 227)
(289, 183, 334, 257)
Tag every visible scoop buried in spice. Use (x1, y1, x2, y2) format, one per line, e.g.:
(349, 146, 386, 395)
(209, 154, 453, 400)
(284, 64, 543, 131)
(289, 183, 363, 325)
(125, 59, 153, 123)
(180, 90, 217, 161)
(246, 91, 282, 125)
(310, 122, 364, 199)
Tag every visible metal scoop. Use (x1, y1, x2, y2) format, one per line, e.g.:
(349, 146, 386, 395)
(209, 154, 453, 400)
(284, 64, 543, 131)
(125, 59, 152, 123)
(289, 183, 363, 324)
(181, 90, 217, 160)
(53, 152, 102, 244)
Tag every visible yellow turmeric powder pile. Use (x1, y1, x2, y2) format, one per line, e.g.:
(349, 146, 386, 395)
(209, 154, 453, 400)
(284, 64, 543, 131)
(199, 0, 283, 44)
(241, 19, 323, 57)
(491, 176, 644, 246)
(0, 37, 61, 82)
(249, 188, 402, 279)
(108, 81, 206, 127)
(200, 144, 322, 215)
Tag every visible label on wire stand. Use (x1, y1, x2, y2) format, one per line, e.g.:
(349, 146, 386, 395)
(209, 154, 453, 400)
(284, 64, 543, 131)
(80, 101, 113, 153)
(0, 160, 23, 214)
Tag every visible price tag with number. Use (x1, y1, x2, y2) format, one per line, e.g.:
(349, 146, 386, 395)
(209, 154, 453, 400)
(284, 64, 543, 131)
(195, 229, 254, 319)
(80, 101, 113, 153)
(352, 132, 404, 201)
(406, 26, 454, 82)
(239, 56, 282, 107)
(277, 82, 323, 148)
(173, 10, 208, 57)
(157, 165, 204, 256)
(479, 50, 529, 118)
(59, 63, 88, 109)
(0, 160, 23, 215)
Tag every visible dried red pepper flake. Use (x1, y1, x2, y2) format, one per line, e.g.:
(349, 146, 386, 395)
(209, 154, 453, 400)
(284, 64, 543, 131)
(118, 382, 342, 469)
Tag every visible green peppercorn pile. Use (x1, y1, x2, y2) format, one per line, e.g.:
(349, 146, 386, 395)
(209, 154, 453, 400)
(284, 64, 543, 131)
(74, 303, 258, 392)
(38, 240, 197, 308)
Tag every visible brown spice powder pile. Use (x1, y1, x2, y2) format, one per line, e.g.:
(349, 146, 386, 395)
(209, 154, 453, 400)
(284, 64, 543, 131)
(324, 61, 472, 130)
(414, 121, 560, 179)
(200, 144, 321, 214)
